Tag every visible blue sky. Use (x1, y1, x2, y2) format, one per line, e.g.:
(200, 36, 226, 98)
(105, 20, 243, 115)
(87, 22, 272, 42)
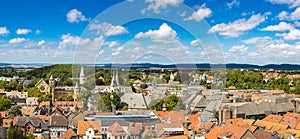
(1, 0, 300, 65)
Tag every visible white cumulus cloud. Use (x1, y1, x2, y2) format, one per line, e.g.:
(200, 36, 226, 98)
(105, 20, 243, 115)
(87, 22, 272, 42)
(267, 0, 300, 8)
(229, 45, 248, 53)
(291, 7, 300, 20)
(37, 40, 46, 46)
(208, 13, 267, 37)
(277, 11, 289, 20)
(66, 9, 88, 23)
(184, 4, 212, 22)
(88, 22, 128, 36)
(276, 29, 300, 40)
(58, 34, 90, 49)
(135, 23, 178, 43)
(8, 38, 28, 44)
(16, 28, 32, 35)
(141, 0, 183, 14)
(190, 39, 201, 46)
(226, 0, 240, 9)
(260, 22, 294, 31)
(0, 27, 9, 36)
(35, 30, 42, 35)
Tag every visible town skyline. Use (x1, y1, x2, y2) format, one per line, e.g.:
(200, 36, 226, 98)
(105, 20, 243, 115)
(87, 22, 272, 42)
(1, 0, 300, 65)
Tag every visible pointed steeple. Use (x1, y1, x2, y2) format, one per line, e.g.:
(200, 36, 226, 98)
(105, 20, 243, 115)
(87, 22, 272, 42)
(79, 66, 85, 85)
(111, 70, 116, 87)
(50, 74, 54, 80)
(80, 66, 85, 77)
(170, 72, 174, 81)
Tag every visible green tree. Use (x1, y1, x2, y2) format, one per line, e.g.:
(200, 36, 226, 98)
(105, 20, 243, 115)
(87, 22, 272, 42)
(122, 106, 128, 111)
(8, 105, 21, 118)
(148, 98, 163, 111)
(24, 133, 35, 139)
(77, 90, 92, 110)
(27, 87, 41, 97)
(38, 93, 52, 102)
(0, 96, 11, 111)
(101, 92, 121, 110)
(6, 121, 24, 139)
(96, 97, 110, 112)
(65, 95, 74, 101)
(165, 95, 181, 111)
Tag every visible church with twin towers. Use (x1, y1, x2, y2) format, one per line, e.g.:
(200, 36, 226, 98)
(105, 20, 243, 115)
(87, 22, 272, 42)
(35, 66, 86, 102)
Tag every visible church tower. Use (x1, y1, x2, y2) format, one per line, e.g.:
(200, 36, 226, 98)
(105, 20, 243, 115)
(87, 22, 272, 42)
(80, 66, 85, 85)
(74, 82, 80, 101)
(110, 70, 119, 87)
(170, 72, 174, 81)
(49, 75, 56, 102)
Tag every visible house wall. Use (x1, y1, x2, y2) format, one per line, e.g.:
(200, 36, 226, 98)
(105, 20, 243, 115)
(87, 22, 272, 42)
(24, 123, 35, 135)
(50, 126, 67, 138)
(36, 80, 50, 94)
(83, 128, 102, 139)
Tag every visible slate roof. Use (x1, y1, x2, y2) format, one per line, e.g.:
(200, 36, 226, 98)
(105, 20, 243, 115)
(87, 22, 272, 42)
(50, 116, 67, 127)
(101, 119, 129, 127)
(15, 116, 48, 130)
(228, 101, 294, 116)
(121, 93, 150, 109)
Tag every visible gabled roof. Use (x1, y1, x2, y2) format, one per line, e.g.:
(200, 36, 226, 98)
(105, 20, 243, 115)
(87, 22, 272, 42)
(262, 114, 283, 123)
(205, 126, 222, 139)
(163, 111, 186, 124)
(217, 124, 249, 139)
(254, 120, 288, 131)
(129, 122, 143, 135)
(121, 93, 150, 109)
(50, 116, 67, 127)
(15, 116, 48, 130)
(253, 130, 272, 139)
(156, 123, 182, 137)
(59, 129, 76, 139)
(279, 113, 300, 129)
(107, 121, 127, 136)
(39, 101, 50, 108)
(156, 111, 170, 119)
(278, 129, 300, 138)
(77, 120, 101, 135)
(35, 78, 48, 87)
(77, 120, 102, 135)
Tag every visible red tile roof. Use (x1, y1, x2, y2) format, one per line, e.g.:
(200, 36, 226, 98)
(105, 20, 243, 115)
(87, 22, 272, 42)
(77, 120, 102, 135)
(107, 121, 127, 136)
(217, 124, 249, 139)
(262, 114, 283, 123)
(59, 129, 76, 139)
(205, 126, 223, 139)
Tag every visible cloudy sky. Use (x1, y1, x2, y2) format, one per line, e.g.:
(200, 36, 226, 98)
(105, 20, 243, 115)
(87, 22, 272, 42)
(1, 0, 300, 65)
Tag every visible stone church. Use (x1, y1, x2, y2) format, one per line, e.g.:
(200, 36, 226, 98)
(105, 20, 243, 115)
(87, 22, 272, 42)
(35, 66, 86, 102)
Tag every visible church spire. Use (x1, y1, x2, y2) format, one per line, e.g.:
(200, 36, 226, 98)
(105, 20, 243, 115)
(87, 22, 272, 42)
(110, 70, 119, 87)
(50, 74, 54, 80)
(80, 66, 85, 85)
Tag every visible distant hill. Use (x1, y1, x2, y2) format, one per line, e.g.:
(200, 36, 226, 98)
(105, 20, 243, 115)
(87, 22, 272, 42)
(1, 63, 300, 70)
(96, 63, 300, 70)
